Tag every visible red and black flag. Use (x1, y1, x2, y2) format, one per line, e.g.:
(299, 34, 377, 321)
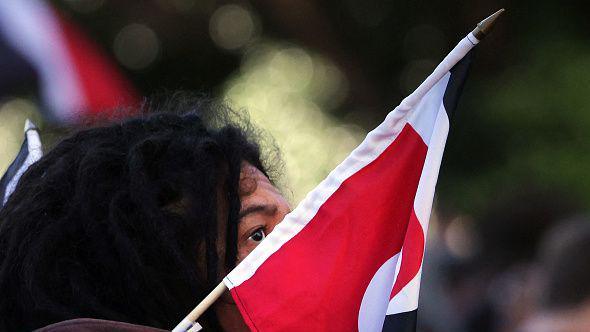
(0, 0, 139, 123)
(220, 22, 487, 332)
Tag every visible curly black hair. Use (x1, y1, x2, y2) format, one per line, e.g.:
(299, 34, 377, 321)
(0, 96, 275, 331)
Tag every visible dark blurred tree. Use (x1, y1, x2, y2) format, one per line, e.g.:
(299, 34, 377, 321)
(51, 0, 589, 216)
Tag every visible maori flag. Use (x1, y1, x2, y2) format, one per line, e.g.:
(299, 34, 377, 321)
(0, 0, 138, 123)
(218, 11, 503, 332)
(170, 10, 504, 332)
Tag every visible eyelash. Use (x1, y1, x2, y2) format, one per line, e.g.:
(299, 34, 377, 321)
(248, 227, 266, 242)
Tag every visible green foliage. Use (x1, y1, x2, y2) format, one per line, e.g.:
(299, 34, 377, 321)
(441, 39, 590, 214)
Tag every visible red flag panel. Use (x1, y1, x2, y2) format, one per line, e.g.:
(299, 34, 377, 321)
(390, 210, 425, 300)
(56, 11, 139, 117)
(231, 123, 428, 331)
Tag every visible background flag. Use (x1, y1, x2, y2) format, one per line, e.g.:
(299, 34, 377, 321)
(222, 19, 488, 332)
(0, 0, 139, 123)
(0, 120, 43, 208)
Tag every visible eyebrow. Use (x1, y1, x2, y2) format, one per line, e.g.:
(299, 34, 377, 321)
(239, 204, 277, 219)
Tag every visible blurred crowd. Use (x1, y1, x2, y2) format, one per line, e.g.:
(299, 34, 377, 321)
(419, 187, 590, 332)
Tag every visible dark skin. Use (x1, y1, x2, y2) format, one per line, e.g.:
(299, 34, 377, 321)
(216, 164, 291, 331)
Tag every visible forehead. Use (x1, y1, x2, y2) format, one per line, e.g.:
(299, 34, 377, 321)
(239, 164, 277, 197)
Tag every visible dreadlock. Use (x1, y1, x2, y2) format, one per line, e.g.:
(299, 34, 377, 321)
(0, 96, 273, 331)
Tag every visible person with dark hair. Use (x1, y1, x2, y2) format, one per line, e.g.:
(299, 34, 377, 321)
(0, 98, 290, 331)
(519, 216, 590, 331)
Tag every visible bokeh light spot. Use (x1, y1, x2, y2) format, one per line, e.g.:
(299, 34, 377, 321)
(209, 4, 259, 51)
(113, 23, 160, 70)
(444, 216, 478, 260)
(269, 47, 314, 91)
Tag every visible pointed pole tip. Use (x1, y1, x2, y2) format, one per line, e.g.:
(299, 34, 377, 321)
(24, 119, 37, 132)
(472, 8, 506, 41)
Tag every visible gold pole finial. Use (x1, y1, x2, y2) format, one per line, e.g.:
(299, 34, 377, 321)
(472, 8, 505, 40)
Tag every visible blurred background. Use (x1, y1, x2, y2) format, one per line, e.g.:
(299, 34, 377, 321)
(1, 0, 589, 331)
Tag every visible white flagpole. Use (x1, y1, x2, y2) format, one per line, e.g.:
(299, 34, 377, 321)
(172, 282, 227, 332)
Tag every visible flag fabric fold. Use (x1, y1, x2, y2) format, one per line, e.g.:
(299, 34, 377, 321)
(0, 120, 43, 208)
(223, 32, 479, 332)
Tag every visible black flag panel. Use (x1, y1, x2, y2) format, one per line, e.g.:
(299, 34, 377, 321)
(382, 310, 417, 332)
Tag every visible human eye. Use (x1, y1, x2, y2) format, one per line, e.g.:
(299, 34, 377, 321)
(248, 227, 266, 242)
